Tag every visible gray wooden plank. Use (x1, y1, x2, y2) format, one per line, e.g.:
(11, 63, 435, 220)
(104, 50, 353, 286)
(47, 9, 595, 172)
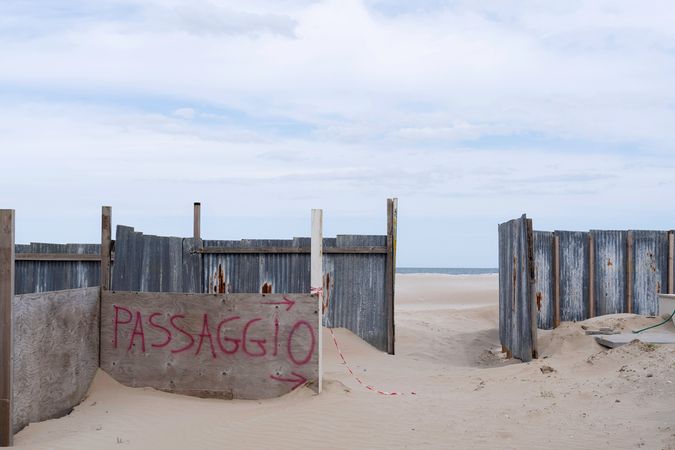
(533, 231, 554, 329)
(591, 230, 627, 316)
(557, 231, 590, 322)
(631, 231, 668, 316)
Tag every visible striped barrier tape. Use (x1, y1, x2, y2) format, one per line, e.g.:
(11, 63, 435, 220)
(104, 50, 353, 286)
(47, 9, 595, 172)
(328, 327, 416, 396)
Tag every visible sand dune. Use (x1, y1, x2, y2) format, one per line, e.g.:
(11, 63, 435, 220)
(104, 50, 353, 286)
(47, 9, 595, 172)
(14, 274, 675, 449)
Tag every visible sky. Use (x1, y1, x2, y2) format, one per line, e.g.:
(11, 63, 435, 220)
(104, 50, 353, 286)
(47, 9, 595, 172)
(1, 0, 674, 267)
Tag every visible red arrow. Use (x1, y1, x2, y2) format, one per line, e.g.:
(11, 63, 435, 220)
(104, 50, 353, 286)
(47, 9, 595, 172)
(270, 372, 308, 390)
(262, 296, 295, 311)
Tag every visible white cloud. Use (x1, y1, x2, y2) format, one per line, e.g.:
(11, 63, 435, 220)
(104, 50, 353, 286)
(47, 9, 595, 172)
(1, 0, 674, 265)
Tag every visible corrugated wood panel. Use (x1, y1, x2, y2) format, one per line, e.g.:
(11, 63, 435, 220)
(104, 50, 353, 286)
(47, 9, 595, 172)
(631, 230, 668, 316)
(591, 230, 626, 316)
(100, 290, 319, 399)
(327, 235, 387, 352)
(14, 243, 100, 295)
(12, 287, 99, 433)
(498, 215, 535, 362)
(111, 226, 200, 293)
(533, 231, 554, 330)
(201, 235, 388, 352)
(557, 231, 589, 322)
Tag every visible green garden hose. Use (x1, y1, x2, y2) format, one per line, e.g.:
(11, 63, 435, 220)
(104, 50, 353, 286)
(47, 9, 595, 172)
(632, 308, 675, 334)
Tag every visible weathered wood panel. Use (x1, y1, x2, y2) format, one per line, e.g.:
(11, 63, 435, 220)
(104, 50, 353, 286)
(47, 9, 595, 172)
(533, 231, 554, 329)
(557, 231, 589, 322)
(498, 215, 536, 361)
(591, 230, 627, 316)
(0, 210, 14, 446)
(111, 226, 201, 293)
(12, 287, 99, 434)
(631, 230, 668, 316)
(14, 243, 100, 295)
(202, 235, 389, 353)
(100, 291, 320, 399)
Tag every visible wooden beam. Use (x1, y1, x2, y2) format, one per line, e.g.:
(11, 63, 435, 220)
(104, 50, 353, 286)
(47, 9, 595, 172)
(626, 231, 634, 314)
(15, 253, 102, 262)
(101, 206, 112, 292)
(0, 210, 15, 446)
(385, 198, 398, 355)
(193, 202, 201, 240)
(310, 209, 323, 394)
(553, 233, 560, 328)
(588, 233, 595, 318)
(669, 231, 674, 294)
(196, 246, 387, 255)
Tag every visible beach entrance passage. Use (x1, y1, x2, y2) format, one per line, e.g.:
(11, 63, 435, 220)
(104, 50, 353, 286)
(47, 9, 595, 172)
(100, 291, 319, 399)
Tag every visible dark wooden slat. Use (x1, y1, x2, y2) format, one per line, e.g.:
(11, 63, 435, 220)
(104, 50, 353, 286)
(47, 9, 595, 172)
(197, 246, 387, 255)
(0, 210, 14, 446)
(385, 198, 397, 355)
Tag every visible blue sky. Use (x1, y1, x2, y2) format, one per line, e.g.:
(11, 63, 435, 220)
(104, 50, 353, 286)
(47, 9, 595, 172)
(1, 0, 674, 267)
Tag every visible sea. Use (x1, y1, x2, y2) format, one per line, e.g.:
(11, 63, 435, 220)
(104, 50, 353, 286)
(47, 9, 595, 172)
(396, 267, 498, 275)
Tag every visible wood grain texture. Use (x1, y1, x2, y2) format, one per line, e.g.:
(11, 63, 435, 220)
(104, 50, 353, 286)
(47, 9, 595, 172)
(557, 231, 590, 322)
(630, 230, 668, 316)
(193, 203, 201, 240)
(12, 287, 99, 434)
(100, 291, 319, 399)
(311, 209, 323, 394)
(533, 231, 554, 329)
(101, 207, 112, 291)
(385, 198, 397, 354)
(498, 215, 535, 362)
(15, 253, 102, 261)
(591, 230, 627, 316)
(0, 210, 14, 446)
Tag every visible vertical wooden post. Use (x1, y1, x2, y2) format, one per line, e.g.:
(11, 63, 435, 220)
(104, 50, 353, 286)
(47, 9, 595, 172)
(668, 231, 674, 294)
(310, 209, 323, 394)
(553, 233, 561, 328)
(193, 202, 201, 240)
(626, 231, 634, 314)
(0, 210, 15, 446)
(385, 198, 398, 355)
(588, 233, 595, 318)
(100, 206, 112, 292)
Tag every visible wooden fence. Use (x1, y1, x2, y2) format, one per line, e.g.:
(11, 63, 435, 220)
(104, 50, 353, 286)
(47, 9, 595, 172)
(498, 215, 537, 362)
(0, 202, 397, 445)
(533, 228, 674, 329)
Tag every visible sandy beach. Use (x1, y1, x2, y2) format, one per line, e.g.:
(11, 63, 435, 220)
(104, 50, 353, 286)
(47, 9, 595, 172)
(13, 273, 675, 449)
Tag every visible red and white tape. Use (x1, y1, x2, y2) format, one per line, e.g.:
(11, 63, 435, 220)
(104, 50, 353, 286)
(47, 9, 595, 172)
(328, 327, 416, 396)
(310, 287, 323, 295)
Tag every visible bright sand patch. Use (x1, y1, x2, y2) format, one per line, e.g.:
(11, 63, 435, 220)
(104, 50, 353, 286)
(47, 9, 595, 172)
(14, 274, 675, 449)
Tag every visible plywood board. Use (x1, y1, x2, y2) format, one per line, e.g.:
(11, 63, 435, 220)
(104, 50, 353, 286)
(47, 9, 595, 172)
(100, 290, 320, 399)
(13, 287, 100, 434)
